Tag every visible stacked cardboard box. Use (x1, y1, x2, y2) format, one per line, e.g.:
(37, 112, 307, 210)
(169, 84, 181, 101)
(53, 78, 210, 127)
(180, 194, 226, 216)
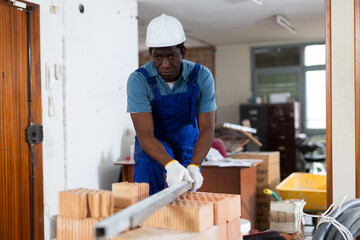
(231, 151, 280, 230)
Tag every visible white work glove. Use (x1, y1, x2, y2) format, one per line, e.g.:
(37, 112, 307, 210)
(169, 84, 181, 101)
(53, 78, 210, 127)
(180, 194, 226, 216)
(165, 160, 194, 187)
(187, 164, 204, 192)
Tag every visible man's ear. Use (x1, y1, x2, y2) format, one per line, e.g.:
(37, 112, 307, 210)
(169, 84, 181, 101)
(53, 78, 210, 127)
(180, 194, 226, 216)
(181, 46, 187, 59)
(148, 48, 152, 56)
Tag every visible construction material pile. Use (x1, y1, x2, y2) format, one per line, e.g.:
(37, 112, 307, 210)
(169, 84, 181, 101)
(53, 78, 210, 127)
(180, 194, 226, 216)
(54, 182, 149, 240)
(54, 183, 243, 240)
(114, 191, 242, 240)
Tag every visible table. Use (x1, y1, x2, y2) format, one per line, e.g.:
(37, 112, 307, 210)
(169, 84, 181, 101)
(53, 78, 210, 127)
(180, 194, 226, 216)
(115, 160, 258, 229)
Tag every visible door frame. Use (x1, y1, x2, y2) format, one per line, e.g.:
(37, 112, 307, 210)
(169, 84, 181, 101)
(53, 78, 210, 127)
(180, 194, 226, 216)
(26, 2, 44, 239)
(327, 0, 360, 203)
(325, 0, 333, 206)
(355, 0, 360, 198)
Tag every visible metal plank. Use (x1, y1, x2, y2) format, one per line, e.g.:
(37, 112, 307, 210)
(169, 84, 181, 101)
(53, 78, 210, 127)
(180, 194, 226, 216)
(95, 181, 192, 239)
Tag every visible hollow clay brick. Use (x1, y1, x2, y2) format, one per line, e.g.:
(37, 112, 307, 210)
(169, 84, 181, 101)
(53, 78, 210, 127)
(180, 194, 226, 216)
(58, 188, 91, 219)
(87, 189, 114, 218)
(138, 183, 149, 201)
(88, 190, 101, 218)
(57, 216, 101, 240)
(222, 194, 241, 221)
(177, 192, 238, 225)
(185, 192, 241, 221)
(227, 217, 242, 240)
(112, 182, 137, 208)
(100, 190, 114, 217)
(59, 188, 113, 220)
(142, 200, 214, 232)
(112, 182, 149, 209)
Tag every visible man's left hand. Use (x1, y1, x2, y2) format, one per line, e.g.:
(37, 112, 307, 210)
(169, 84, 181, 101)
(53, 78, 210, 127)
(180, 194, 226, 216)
(187, 164, 204, 191)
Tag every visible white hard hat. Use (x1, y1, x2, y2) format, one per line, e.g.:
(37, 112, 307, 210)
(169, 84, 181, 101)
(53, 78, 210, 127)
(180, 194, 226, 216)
(145, 14, 186, 48)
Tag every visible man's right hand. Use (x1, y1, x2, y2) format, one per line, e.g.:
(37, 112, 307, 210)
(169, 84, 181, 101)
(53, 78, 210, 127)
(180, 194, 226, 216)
(165, 160, 194, 187)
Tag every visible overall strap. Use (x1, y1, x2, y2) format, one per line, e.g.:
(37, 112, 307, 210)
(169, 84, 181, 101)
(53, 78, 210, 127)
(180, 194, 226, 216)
(136, 67, 160, 97)
(188, 63, 201, 127)
(189, 63, 201, 85)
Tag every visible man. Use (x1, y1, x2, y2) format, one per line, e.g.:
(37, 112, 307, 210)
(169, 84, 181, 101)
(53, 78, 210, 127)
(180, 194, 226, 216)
(127, 14, 216, 195)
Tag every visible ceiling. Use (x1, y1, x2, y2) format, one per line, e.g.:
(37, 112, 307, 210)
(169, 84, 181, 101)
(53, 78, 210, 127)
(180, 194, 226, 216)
(137, 0, 325, 50)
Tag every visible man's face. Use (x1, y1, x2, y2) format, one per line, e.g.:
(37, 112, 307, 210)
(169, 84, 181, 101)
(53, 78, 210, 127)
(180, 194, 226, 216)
(150, 46, 185, 82)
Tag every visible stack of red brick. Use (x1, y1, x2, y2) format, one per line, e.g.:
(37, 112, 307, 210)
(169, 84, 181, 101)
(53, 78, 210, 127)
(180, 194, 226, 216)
(113, 191, 243, 240)
(54, 183, 242, 240)
(54, 182, 149, 240)
(113, 182, 149, 212)
(56, 188, 113, 240)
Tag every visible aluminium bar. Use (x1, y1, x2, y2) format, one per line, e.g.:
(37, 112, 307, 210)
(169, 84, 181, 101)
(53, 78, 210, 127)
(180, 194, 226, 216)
(95, 180, 191, 239)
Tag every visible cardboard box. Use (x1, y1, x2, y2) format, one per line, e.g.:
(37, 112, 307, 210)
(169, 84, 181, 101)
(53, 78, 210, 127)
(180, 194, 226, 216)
(231, 152, 280, 189)
(231, 152, 280, 230)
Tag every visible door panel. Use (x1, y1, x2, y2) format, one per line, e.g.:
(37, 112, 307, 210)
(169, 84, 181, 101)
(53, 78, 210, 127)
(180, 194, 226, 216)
(0, 2, 31, 239)
(0, 4, 4, 238)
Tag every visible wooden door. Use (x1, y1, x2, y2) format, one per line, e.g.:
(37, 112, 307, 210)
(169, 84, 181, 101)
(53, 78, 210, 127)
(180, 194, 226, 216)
(0, 1, 43, 239)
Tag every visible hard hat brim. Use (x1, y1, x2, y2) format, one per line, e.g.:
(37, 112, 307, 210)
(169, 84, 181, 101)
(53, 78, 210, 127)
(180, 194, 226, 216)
(145, 38, 186, 48)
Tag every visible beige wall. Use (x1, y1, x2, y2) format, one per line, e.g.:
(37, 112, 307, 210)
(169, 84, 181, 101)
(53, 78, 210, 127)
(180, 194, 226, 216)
(214, 39, 323, 125)
(215, 44, 251, 124)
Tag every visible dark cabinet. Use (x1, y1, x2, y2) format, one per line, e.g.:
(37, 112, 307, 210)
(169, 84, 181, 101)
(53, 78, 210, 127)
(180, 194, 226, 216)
(239, 104, 268, 151)
(268, 102, 301, 180)
(240, 102, 301, 180)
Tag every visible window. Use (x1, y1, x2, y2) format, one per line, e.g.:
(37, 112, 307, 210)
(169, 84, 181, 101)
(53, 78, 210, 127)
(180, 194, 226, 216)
(257, 73, 299, 101)
(255, 47, 300, 68)
(252, 43, 326, 135)
(304, 44, 326, 130)
(305, 70, 326, 129)
(304, 44, 325, 66)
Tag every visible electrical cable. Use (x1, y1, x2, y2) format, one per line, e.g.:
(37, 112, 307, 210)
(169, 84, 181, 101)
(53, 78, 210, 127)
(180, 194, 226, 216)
(353, 228, 360, 238)
(347, 217, 360, 238)
(325, 206, 360, 239)
(312, 198, 360, 240)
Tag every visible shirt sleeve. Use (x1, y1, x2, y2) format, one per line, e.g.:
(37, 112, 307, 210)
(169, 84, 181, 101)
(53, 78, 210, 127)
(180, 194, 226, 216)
(197, 66, 217, 114)
(127, 71, 152, 113)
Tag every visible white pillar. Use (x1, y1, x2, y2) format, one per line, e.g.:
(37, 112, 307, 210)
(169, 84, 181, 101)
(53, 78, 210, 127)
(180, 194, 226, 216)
(331, 0, 356, 204)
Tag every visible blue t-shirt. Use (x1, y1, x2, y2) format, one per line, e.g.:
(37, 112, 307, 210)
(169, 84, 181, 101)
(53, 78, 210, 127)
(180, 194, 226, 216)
(127, 60, 217, 114)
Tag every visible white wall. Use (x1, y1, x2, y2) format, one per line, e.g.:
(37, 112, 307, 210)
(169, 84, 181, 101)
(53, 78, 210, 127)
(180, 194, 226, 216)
(331, 0, 356, 203)
(28, 0, 138, 239)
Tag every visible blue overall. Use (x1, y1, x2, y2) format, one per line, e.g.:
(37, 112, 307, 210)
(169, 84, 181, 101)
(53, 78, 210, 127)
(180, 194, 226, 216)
(133, 63, 201, 195)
